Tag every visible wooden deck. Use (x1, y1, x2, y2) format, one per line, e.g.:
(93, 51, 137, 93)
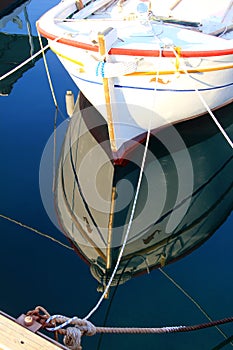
(0, 311, 66, 350)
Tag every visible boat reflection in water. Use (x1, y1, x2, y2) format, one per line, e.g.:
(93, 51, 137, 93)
(0, 0, 29, 20)
(55, 93, 233, 293)
(0, 0, 47, 96)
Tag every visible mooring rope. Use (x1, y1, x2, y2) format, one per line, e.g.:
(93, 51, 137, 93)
(95, 317, 233, 333)
(0, 28, 68, 82)
(0, 43, 50, 81)
(96, 255, 150, 350)
(43, 312, 233, 350)
(171, 46, 233, 149)
(0, 26, 70, 119)
(25, 305, 233, 350)
(82, 29, 162, 321)
(46, 315, 233, 334)
(159, 268, 232, 344)
(36, 22, 58, 108)
(0, 213, 74, 251)
(83, 119, 151, 320)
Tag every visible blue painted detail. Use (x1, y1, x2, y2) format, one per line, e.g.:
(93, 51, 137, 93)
(137, 2, 148, 13)
(113, 81, 233, 92)
(101, 62, 105, 78)
(95, 61, 105, 77)
(71, 73, 233, 92)
(96, 61, 101, 77)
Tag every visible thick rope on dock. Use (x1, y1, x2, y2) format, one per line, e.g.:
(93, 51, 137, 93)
(46, 315, 233, 334)
(44, 314, 233, 349)
(63, 327, 82, 350)
(46, 315, 96, 334)
(95, 317, 233, 333)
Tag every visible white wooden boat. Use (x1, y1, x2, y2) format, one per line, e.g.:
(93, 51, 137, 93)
(54, 94, 233, 291)
(37, 0, 233, 157)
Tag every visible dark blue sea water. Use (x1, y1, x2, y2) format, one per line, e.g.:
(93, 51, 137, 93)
(0, 1, 233, 349)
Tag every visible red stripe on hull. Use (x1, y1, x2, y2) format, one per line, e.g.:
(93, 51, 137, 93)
(37, 24, 233, 58)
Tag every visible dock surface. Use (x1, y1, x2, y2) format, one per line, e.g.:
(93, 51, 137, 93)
(0, 311, 64, 350)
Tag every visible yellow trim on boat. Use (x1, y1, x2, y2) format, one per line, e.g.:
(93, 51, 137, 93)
(127, 64, 233, 76)
(50, 46, 85, 68)
(51, 47, 233, 76)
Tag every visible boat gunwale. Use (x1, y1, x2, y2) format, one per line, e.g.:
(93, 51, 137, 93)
(50, 44, 233, 75)
(37, 23, 233, 58)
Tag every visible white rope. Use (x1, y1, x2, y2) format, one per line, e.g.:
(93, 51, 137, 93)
(37, 23, 58, 108)
(84, 120, 151, 320)
(219, 25, 228, 38)
(0, 43, 50, 81)
(84, 26, 159, 318)
(171, 47, 233, 149)
(0, 26, 69, 110)
(35, 26, 71, 119)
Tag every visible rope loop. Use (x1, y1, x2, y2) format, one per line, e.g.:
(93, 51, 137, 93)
(45, 314, 96, 335)
(24, 307, 233, 349)
(45, 314, 96, 350)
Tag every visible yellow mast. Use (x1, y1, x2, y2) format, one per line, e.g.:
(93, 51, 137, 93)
(98, 30, 117, 154)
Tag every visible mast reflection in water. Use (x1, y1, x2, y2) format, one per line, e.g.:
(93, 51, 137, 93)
(54, 93, 233, 293)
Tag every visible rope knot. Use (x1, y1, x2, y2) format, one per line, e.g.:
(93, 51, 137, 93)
(62, 319, 96, 349)
(45, 314, 96, 350)
(82, 319, 96, 336)
(63, 327, 82, 350)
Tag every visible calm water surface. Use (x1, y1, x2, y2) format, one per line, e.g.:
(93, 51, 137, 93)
(0, 1, 233, 349)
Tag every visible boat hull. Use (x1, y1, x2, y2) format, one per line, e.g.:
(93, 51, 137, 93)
(51, 40, 233, 148)
(37, 0, 233, 151)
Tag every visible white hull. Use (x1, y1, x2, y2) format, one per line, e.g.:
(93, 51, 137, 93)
(60, 52, 233, 125)
(38, 0, 233, 152)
